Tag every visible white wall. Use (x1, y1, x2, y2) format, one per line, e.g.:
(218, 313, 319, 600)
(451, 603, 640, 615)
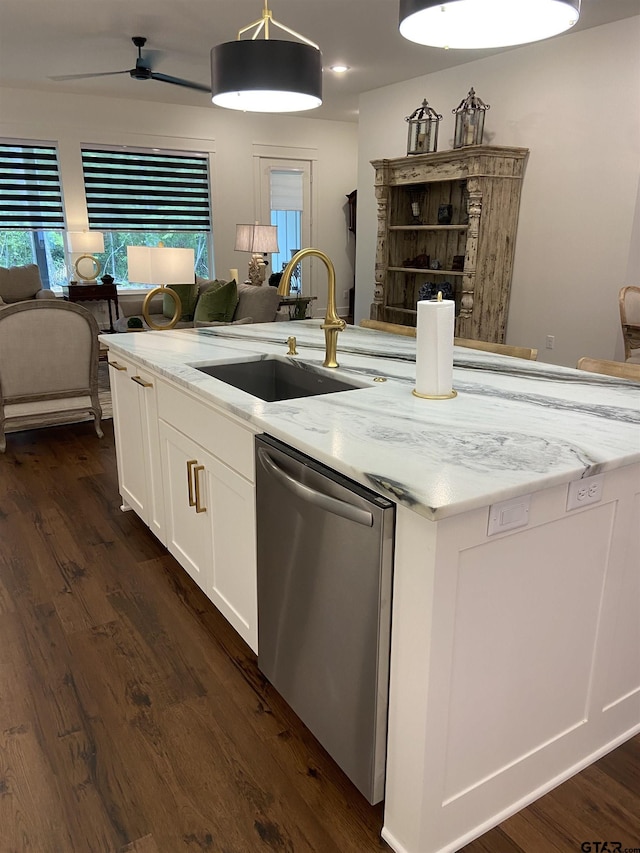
(0, 87, 358, 317)
(355, 17, 640, 366)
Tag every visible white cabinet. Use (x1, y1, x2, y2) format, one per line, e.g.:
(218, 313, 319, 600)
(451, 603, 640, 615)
(157, 381, 258, 652)
(108, 353, 165, 541)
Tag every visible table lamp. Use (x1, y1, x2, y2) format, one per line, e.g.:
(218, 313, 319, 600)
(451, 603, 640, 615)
(235, 223, 279, 286)
(66, 231, 105, 281)
(127, 245, 195, 330)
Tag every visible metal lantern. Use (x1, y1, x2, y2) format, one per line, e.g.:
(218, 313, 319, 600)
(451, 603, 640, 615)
(405, 99, 442, 155)
(452, 87, 490, 149)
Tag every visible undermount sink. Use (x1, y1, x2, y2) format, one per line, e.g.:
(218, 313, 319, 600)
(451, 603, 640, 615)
(194, 357, 363, 402)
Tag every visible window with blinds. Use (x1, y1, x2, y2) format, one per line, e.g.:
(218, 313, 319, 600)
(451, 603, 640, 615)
(0, 142, 65, 229)
(81, 147, 211, 231)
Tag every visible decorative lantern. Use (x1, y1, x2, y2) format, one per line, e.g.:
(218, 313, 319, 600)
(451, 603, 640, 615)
(405, 99, 442, 155)
(452, 87, 490, 149)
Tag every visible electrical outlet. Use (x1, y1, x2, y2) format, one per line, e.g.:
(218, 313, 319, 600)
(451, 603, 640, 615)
(546, 335, 555, 350)
(566, 474, 604, 511)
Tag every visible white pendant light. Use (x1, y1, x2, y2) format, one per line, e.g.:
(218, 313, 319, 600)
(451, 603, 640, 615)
(399, 0, 581, 50)
(211, 1, 322, 113)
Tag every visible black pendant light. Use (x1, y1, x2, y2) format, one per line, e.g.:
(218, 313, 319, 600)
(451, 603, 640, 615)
(399, 0, 581, 50)
(211, 1, 322, 113)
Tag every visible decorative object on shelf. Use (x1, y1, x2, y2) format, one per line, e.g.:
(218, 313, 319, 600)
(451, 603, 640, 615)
(235, 223, 280, 286)
(430, 259, 442, 270)
(405, 99, 442, 155)
(418, 281, 454, 302)
(403, 253, 430, 269)
(453, 87, 490, 148)
(100, 273, 114, 285)
(413, 292, 457, 400)
(210, 0, 322, 113)
(451, 255, 465, 271)
(409, 187, 427, 224)
(127, 245, 194, 331)
(398, 0, 580, 49)
(437, 203, 453, 225)
(66, 231, 104, 281)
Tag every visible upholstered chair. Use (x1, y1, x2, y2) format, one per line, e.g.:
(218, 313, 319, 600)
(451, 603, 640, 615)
(0, 264, 57, 305)
(0, 300, 103, 452)
(619, 286, 640, 363)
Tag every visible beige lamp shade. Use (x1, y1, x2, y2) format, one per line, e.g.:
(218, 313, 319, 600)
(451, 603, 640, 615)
(66, 231, 105, 254)
(127, 246, 195, 285)
(235, 224, 279, 254)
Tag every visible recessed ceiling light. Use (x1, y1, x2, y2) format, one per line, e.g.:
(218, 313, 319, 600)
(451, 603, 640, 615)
(329, 64, 350, 74)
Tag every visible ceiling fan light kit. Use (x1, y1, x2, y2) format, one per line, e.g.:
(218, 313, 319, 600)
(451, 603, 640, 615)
(398, 0, 581, 49)
(211, 1, 322, 113)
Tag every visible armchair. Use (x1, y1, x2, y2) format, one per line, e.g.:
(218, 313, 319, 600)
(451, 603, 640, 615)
(619, 286, 640, 363)
(0, 264, 57, 305)
(0, 300, 103, 452)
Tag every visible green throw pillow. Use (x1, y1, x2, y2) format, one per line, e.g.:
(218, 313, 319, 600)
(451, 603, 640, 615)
(163, 282, 199, 321)
(193, 280, 239, 324)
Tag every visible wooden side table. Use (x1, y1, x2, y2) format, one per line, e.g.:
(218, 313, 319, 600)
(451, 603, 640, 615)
(63, 281, 120, 332)
(278, 295, 317, 320)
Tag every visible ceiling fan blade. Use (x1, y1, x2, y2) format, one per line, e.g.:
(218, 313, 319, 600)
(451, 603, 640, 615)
(49, 70, 130, 81)
(149, 71, 210, 92)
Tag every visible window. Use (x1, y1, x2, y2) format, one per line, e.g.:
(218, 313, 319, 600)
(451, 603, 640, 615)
(0, 141, 66, 288)
(259, 158, 311, 295)
(80, 146, 212, 287)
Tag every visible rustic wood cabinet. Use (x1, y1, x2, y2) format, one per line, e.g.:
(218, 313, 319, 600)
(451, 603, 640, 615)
(371, 146, 529, 342)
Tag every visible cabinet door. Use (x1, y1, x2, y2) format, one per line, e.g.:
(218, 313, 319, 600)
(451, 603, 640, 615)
(159, 421, 214, 593)
(159, 419, 257, 652)
(108, 356, 165, 540)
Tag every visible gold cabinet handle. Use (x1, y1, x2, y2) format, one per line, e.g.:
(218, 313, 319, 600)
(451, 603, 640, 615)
(108, 360, 127, 371)
(193, 465, 206, 513)
(186, 459, 197, 507)
(131, 375, 153, 388)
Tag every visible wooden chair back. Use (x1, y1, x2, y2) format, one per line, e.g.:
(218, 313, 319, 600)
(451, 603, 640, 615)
(359, 319, 538, 360)
(619, 286, 640, 362)
(576, 357, 640, 381)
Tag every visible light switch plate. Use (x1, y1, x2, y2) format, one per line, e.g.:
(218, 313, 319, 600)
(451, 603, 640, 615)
(487, 495, 531, 536)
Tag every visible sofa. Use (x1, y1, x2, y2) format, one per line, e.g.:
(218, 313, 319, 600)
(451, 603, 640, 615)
(0, 264, 57, 305)
(114, 279, 281, 332)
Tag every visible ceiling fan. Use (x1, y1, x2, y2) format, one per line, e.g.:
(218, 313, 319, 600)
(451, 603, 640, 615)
(49, 36, 210, 92)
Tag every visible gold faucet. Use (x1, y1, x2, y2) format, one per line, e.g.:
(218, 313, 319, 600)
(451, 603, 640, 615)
(277, 248, 346, 368)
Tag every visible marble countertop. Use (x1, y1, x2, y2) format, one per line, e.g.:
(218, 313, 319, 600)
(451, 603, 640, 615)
(100, 321, 640, 521)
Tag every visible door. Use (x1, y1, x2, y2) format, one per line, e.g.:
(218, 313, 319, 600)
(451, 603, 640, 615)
(159, 420, 258, 651)
(108, 355, 166, 542)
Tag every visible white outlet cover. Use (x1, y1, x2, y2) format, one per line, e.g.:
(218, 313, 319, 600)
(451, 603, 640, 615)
(566, 474, 604, 511)
(487, 495, 531, 536)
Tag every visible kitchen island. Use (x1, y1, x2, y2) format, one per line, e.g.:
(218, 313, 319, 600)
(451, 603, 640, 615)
(101, 320, 639, 853)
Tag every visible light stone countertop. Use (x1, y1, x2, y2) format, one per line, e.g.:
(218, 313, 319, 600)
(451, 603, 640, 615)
(100, 320, 640, 521)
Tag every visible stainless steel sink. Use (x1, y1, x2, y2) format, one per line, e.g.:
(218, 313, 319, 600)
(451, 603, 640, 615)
(194, 357, 363, 402)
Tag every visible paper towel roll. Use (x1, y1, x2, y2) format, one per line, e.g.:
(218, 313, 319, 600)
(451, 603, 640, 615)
(415, 297, 455, 398)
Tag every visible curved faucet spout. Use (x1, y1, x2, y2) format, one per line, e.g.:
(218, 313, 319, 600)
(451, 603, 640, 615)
(277, 248, 346, 368)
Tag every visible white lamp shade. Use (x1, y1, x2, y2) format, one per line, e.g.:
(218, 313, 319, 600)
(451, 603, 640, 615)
(67, 231, 104, 254)
(127, 246, 195, 285)
(235, 224, 280, 254)
(399, 0, 581, 49)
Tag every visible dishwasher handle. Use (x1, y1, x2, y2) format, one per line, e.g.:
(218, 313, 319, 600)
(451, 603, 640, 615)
(257, 447, 374, 528)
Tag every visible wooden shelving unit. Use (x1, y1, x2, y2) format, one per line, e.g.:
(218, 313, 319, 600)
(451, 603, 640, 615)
(371, 146, 529, 343)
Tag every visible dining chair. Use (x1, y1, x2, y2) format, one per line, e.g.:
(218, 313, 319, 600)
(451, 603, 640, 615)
(619, 286, 640, 363)
(576, 356, 640, 381)
(359, 319, 538, 360)
(0, 300, 103, 452)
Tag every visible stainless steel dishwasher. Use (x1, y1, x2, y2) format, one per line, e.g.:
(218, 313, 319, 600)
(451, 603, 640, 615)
(255, 434, 395, 804)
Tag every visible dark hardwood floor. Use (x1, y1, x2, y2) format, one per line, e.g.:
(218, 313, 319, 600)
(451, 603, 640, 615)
(0, 421, 638, 853)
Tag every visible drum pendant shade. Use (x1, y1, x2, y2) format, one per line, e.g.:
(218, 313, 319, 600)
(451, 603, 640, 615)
(399, 0, 581, 49)
(211, 39, 322, 113)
